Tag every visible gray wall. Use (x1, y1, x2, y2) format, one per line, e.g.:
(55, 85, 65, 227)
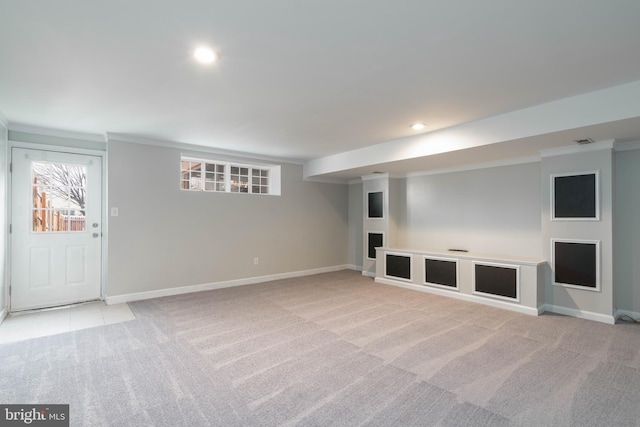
(4, 129, 638, 317)
(347, 181, 362, 269)
(615, 148, 640, 313)
(0, 121, 6, 315)
(400, 162, 542, 259)
(107, 140, 349, 297)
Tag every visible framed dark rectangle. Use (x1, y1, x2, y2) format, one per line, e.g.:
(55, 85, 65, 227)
(367, 232, 384, 259)
(386, 253, 412, 281)
(553, 239, 599, 291)
(425, 257, 458, 288)
(473, 262, 519, 301)
(552, 172, 598, 220)
(367, 191, 384, 218)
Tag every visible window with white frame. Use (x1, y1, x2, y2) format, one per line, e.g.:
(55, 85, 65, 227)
(180, 156, 280, 195)
(251, 168, 269, 194)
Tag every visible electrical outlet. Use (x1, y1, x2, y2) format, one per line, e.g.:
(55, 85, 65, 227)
(254, 257, 259, 265)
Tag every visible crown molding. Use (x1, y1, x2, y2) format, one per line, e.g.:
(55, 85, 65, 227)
(361, 173, 389, 181)
(539, 139, 615, 158)
(106, 132, 305, 165)
(8, 122, 106, 143)
(615, 140, 640, 152)
(360, 172, 404, 181)
(302, 176, 350, 184)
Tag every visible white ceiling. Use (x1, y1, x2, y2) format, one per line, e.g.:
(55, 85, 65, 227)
(2, 1, 640, 180)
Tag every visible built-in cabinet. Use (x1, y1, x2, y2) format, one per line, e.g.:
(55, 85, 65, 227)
(375, 247, 545, 315)
(363, 141, 617, 323)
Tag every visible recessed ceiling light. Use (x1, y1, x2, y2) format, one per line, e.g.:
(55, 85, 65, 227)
(194, 46, 217, 64)
(411, 123, 425, 130)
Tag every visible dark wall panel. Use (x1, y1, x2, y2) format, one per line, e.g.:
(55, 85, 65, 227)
(554, 241, 597, 288)
(475, 264, 517, 299)
(368, 191, 383, 218)
(386, 254, 411, 280)
(554, 173, 596, 218)
(425, 258, 457, 287)
(368, 233, 383, 259)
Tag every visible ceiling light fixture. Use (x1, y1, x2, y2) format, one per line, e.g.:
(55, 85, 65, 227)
(411, 123, 425, 131)
(194, 46, 217, 64)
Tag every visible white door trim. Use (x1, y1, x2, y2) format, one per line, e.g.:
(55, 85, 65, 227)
(7, 140, 107, 311)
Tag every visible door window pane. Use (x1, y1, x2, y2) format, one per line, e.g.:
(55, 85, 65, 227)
(31, 161, 87, 232)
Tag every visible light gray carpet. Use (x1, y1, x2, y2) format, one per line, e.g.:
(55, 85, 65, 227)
(2, 270, 640, 426)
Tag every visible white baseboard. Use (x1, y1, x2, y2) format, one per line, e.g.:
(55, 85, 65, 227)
(614, 309, 640, 322)
(105, 265, 352, 305)
(345, 264, 362, 272)
(375, 277, 540, 317)
(542, 304, 615, 325)
(361, 271, 375, 278)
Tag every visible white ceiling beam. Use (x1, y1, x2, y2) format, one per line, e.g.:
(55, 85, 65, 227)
(304, 79, 640, 179)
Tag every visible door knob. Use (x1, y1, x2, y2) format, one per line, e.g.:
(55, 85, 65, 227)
(92, 233, 100, 238)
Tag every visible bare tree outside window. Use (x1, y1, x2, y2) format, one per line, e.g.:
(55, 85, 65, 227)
(33, 162, 86, 213)
(32, 161, 87, 232)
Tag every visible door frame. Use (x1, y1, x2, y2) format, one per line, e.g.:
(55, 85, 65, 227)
(8, 140, 107, 312)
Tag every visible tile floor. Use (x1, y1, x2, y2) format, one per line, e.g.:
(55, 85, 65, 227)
(0, 301, 135, 344)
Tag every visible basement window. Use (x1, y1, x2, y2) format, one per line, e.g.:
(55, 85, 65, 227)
(180, 156, 280, 195)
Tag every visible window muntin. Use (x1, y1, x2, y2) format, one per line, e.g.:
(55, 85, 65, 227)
(252, 168, 269, 194)
(181, 160, 202, 190)
(205, 163, 226, 192)
(230, 166, 249, 193)
(181, 157, 273, 195)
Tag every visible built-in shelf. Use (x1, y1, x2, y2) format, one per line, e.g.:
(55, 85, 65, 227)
(375, 247, 546, 316)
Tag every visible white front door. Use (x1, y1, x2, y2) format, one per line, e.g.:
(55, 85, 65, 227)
(10, 148, 103, 311)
